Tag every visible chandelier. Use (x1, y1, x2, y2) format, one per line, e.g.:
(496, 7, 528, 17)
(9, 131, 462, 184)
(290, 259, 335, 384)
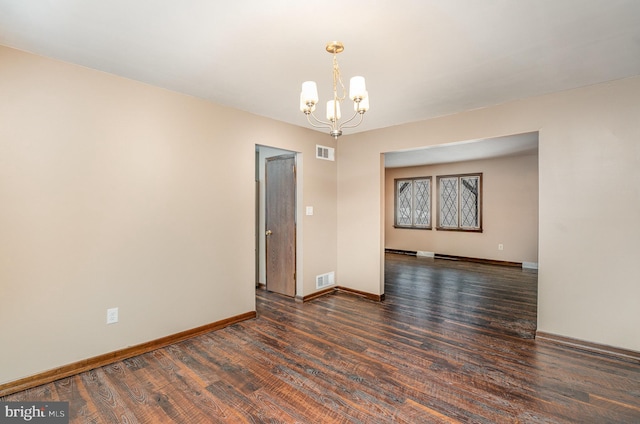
(299, 41, 369, 139)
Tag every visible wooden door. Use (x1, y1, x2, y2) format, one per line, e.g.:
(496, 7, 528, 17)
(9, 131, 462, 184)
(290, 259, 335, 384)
(265, 154, 296, 297)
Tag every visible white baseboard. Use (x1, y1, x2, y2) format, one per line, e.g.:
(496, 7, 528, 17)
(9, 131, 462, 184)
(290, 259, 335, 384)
(522, 262, 538, 269)
(417, 251, 435, 258)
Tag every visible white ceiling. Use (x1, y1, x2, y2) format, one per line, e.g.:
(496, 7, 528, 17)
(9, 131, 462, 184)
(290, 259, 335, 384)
(0, 1, 638, 163)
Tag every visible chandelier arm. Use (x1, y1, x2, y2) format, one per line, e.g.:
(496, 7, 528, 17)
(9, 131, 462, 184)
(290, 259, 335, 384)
(336, 110, 365, 130)
(305, 112, 334, 131)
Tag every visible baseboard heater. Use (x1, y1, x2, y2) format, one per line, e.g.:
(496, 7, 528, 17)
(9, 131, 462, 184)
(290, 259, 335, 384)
(434, 253, 521, 267)
(385, 249, 522, 268)
(384, 248, 417, 256)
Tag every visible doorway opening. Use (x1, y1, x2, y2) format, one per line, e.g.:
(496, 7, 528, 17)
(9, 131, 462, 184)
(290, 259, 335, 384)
(382, 132, 539, 337)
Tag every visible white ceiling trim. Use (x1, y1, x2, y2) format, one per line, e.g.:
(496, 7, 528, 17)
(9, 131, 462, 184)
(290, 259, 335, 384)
(384, 132, 539, 168)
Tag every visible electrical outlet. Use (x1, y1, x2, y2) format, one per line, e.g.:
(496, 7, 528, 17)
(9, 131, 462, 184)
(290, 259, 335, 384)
(498, 244, 504, 251)
(107, 307, 118, 324)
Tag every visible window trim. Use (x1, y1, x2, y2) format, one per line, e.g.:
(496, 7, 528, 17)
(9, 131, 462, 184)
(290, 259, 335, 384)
(394, 176, 432, 230)
(436, 173, 483, 232)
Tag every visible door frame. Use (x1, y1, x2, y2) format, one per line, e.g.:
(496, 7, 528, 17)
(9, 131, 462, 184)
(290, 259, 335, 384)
(255, 145, 302, 298)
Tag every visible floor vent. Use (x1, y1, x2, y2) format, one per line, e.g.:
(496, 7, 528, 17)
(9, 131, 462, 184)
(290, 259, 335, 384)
(316, 272, 335, 289)
(316, 145, 335, 161)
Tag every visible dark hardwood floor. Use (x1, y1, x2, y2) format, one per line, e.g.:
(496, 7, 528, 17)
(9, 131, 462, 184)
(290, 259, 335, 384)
(3, 253, 639, 423)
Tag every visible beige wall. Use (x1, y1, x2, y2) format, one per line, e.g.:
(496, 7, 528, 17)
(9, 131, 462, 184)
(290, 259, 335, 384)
(0, 45, 336, 384)
(2, 42, 639, 387)
(385, 153, 539, 264)
(338, 75, 640, 352)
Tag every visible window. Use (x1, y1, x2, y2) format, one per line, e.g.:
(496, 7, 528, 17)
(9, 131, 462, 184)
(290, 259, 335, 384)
(437, 173, 482, 231)
(394, 177, 431, 229)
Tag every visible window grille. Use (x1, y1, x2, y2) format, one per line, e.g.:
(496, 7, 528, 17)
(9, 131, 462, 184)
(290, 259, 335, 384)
(437, 173, 482, 232)
(394, 177, 431, 229)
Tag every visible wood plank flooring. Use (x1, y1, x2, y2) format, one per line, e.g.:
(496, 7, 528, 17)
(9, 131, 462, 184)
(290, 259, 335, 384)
(3, 253, 639, 423)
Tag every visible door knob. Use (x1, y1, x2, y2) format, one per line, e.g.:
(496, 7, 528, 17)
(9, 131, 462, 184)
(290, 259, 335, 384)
(265, 230, 273, 236)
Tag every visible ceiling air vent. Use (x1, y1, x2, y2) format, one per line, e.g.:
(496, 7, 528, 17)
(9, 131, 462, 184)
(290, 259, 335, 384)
(316, 145, 335, 161)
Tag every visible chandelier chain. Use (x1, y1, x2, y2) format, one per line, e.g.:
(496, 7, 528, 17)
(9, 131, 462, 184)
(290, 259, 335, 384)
(332, 54, 347, 103)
